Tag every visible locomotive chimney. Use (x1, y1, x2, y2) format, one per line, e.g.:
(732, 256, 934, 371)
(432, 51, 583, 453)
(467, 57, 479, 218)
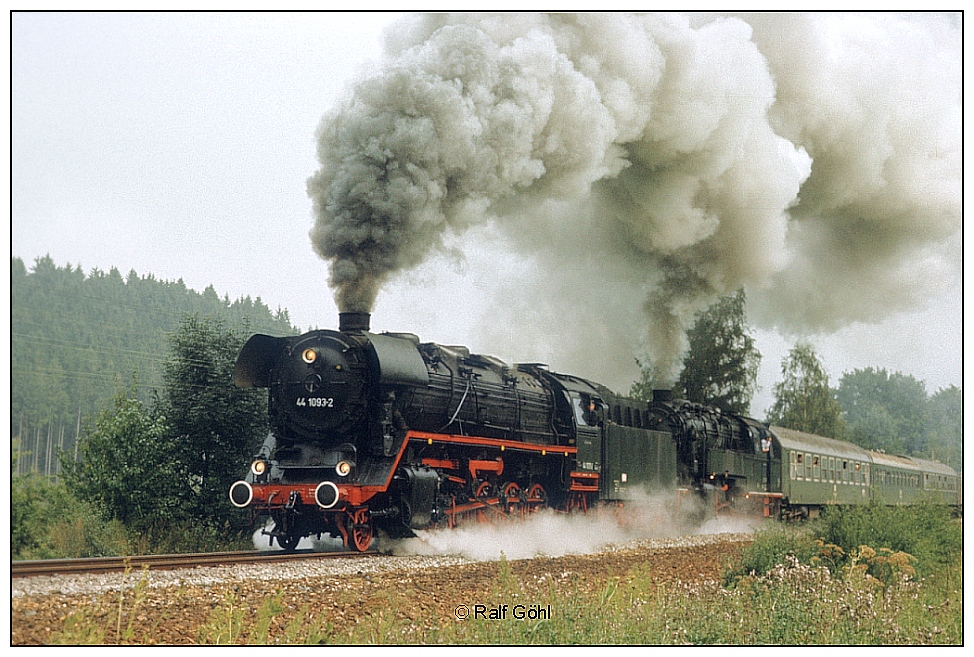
(652, 389, 673, 403)
(339, 312, 371, 333)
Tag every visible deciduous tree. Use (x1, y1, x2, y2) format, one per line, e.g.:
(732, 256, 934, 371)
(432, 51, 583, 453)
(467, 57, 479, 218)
(61, 385, 182, 526)
(766, 342, 845, 438)
(163, 315, 268, 524)
(926, 385, 962, 469)
(836, 367, 928, 455)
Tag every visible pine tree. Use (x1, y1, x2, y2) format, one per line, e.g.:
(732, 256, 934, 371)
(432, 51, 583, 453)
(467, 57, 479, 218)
(677, 289, 761, 415)
(629, 289, 761, 415)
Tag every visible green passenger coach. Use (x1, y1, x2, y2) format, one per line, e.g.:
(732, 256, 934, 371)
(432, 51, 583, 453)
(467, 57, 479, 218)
(769, 425, 960, 518)
(771, 426, 873, 517)
(869, 452, 959, 505)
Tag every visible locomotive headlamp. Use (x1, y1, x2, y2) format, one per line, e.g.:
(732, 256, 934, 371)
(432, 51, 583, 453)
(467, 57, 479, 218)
(336, 460, 354, 477)
(251, 459, 267, 476)
(302, 348, 317, 364)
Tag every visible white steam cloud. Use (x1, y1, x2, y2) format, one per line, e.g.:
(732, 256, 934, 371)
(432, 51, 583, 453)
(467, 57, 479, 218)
(308, 13, 960, 384)
(385, 492, 759, 561)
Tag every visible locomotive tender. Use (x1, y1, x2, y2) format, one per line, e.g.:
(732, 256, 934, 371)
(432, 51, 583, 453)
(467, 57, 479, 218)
(229, 313, 959, 551)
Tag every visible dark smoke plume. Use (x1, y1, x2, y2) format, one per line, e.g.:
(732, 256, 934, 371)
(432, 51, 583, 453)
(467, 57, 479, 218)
(308, 13, 960, 382)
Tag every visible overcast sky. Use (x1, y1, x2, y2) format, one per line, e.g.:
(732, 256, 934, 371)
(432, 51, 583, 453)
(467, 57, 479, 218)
(10, 12, 963, 418)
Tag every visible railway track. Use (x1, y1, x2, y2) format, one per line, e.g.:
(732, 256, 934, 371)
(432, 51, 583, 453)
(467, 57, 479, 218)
(11, 549, 378, 579)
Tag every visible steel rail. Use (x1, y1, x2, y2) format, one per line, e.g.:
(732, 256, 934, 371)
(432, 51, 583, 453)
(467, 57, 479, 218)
(11, 549, 378, 578)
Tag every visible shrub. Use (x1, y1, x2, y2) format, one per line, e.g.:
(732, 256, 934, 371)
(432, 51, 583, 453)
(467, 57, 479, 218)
(12, 472, 132, 559)
(724, 524, 820, 585)
(818, 502, 961, 576)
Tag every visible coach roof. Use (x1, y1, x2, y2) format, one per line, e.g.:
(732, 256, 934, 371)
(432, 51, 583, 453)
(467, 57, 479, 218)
(771, 426, 873, 461)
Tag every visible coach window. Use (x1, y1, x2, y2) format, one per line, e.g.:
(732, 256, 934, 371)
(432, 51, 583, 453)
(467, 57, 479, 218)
(864, 463, 869, 486)
(805, 453, 812, 479)
(842, 460, 848, 483)
(855, 462, 861, 485)
(792, 452, 801, 480)
(813, 456, 820, 480)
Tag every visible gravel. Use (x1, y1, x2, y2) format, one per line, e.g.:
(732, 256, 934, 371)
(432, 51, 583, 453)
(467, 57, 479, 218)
(13, 532, 750, 599)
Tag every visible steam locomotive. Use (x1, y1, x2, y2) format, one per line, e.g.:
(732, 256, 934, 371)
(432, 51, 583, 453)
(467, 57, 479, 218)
(229, 313, 960, 551)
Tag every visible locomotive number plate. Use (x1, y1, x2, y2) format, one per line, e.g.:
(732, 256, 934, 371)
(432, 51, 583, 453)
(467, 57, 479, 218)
(296, 397, 334, 408)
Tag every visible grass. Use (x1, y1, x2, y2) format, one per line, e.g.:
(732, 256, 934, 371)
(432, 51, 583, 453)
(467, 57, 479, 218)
(45, 545, 961, 645)
(43, 505, 962, 645)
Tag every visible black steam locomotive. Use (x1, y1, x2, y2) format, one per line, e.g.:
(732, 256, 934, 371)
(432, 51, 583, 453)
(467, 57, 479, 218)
(229, 313, 959, 551)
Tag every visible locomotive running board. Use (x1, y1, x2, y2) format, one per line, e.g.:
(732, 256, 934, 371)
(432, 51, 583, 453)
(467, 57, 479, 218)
(408, 430, 577, 457)
(340, 430, 578, 506)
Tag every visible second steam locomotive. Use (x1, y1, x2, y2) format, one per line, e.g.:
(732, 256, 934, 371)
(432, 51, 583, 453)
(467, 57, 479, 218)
(229, 313, 959, 551)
